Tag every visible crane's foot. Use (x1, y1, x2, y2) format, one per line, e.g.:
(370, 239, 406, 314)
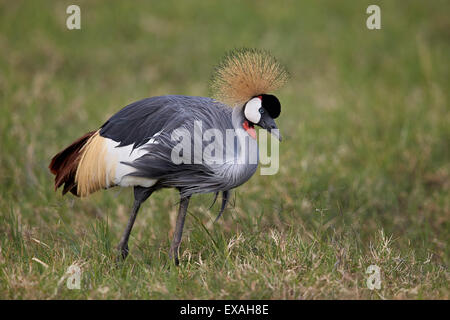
(168, 248, 180, 266)
(116, 243, 129, 263)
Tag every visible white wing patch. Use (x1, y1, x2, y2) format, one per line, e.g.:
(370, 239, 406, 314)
(104, 133, 160, 188)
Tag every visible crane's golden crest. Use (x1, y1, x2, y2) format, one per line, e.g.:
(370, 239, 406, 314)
(210, 48, 288, 107)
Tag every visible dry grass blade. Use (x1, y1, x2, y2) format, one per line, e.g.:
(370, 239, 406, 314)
(32, 257, 49, 269)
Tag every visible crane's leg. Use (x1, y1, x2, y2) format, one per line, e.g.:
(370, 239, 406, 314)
(117, 186, 154, 261)
(169, 195, 191, 265)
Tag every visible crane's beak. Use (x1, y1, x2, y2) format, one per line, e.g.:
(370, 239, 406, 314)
(269, 127, 282, 142)
(259, 116, 282, 142)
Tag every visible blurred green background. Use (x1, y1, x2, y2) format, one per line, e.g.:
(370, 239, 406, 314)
(0, 0, 448, 299)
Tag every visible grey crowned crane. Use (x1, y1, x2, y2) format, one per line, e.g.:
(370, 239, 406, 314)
(49, 49, 288, 264)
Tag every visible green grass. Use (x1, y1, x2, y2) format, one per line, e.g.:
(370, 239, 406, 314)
(0, 0, 449, 299)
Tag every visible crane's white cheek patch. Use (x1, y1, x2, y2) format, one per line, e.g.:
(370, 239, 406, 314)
(104, 137, 157, 188)
(244, 98, 262, 124)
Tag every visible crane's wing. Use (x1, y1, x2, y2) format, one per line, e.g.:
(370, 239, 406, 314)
(99, 96, 236, 195)
(51, 95, 241, 198)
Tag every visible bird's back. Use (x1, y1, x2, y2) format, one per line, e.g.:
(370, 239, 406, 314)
(100, 95, 233, 149)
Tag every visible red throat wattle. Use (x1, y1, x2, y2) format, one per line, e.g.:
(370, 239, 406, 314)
(243, 120, 257, 139)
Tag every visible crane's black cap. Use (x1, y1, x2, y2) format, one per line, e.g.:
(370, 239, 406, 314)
(259, 94, 281, 119)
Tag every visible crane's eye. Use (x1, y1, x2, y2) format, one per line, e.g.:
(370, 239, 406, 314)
(259, 108, 265, 114)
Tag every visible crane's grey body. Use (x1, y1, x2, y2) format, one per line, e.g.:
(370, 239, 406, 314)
(100, 95, 258, 197)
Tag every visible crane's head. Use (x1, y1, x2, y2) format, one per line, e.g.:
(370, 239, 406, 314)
(243, 94, 281, 141)
(210, 48, 288, 142)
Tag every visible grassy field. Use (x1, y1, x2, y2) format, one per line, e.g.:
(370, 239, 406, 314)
(0, 0, 449, 299)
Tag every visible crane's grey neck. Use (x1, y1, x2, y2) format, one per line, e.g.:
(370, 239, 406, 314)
(230, 104, 258, 166)
(231, 104, 245, 128)
(232, 105, 247, 163)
